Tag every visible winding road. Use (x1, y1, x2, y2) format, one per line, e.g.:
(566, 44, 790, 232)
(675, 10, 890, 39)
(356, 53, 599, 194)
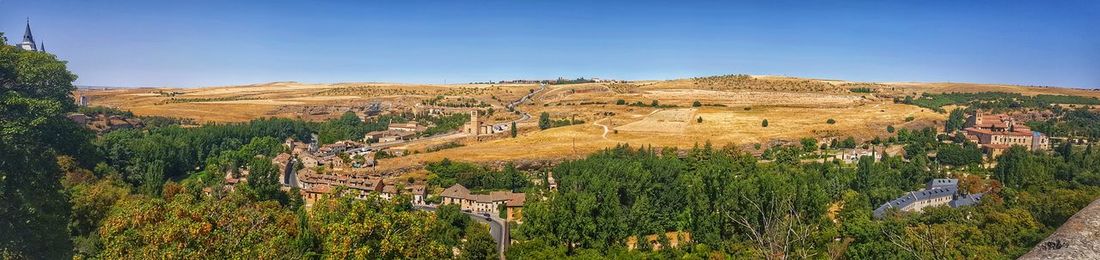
(414, 205, 509, 259)
(492, 83, 547, 131)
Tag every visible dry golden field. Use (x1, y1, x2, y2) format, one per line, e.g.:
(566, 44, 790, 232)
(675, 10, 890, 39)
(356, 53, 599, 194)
(81, 75, 1097, 172)
(80, 82, 539, 123)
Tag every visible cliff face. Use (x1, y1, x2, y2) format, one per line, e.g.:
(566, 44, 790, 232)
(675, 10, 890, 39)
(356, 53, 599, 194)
(1021, 198, 1100, 259)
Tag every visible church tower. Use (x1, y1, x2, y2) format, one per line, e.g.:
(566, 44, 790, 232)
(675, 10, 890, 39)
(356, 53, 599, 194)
(19, 19, 38, 51)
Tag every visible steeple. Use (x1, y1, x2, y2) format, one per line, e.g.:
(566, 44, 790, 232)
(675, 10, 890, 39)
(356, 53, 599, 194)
(19, 18, 38, 51)
(40, 42, 45, 52)
(23, 18, 34, 43)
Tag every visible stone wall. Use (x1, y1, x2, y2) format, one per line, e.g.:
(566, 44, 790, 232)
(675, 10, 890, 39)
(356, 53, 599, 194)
(1021, 198, 1100, 259)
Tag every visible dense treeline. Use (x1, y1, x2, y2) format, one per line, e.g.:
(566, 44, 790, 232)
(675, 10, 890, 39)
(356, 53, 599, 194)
(511, 137, 1100, 258)
(1028, 108, 1100, 139)
(97, 118, 313, 194)
(900, 91, 1099, 113)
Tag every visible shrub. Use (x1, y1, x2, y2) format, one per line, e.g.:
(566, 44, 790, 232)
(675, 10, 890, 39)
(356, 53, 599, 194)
(616, 99, 626, 105)
(762, 119, 769, 127)
(692, 100, 702, 107)
(826, 119, 836, 124)
(696, 117, 703, 123)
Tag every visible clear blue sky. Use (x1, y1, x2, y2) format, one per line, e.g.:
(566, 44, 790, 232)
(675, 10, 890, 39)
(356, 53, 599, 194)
(2, 0, 1098, 88)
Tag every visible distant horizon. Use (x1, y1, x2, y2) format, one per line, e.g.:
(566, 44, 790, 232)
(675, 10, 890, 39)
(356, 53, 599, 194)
(5, 1, 1098, 89)
(72, 74, 1100, 91)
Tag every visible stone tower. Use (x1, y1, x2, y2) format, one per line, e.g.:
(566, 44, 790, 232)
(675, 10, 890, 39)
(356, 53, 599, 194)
(465, 110, 480, 135)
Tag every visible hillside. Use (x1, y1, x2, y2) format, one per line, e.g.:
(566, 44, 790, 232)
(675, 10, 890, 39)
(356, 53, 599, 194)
(80, 75, 1099, 172)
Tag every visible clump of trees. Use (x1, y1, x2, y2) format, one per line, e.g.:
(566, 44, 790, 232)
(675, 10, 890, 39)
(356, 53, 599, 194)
(426, 159, 530, 192)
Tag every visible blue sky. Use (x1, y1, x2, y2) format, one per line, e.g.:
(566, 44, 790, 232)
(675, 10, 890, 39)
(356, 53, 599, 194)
(2, 1, 1098, 88)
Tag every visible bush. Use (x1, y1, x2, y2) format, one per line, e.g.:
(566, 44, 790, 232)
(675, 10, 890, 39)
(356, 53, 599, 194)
(696, 117, 703, 123)
(538, 112, 551, 130)
(650, 100, 659, 107)
(616, 99, 626, 105)
(887, 125, 895, 133)
(826, 119, 836, 124)
(692, 100, 702, 107)
(761, 119, 769, 127)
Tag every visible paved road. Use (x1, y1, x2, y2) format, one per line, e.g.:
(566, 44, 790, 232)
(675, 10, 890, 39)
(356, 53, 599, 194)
(492, 83, 547, 131)
(413, 205, 508, 259)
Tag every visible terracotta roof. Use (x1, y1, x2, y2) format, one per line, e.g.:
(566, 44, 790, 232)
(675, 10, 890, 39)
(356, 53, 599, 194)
(441, 184, 471, 198)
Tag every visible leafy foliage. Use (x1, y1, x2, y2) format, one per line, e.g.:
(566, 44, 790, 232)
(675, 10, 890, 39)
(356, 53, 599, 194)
(0, 43, 84, 259)
(426, 159, 529, 191)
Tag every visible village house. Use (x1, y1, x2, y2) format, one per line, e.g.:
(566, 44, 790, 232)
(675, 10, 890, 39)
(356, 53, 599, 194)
(409, 185, 428, 205)
(388, 122, 427, 132)
(364, 129, 417, 143)
(299, 154, 323, 168)
(873, 178, 984, 219)
(439, 184, 526, 221)
(271, 153, 297, 188)
(834, 148, 884, 164)
(962, 111, 1050, 157)
(294, 170, 425, 205)
(546, 172, 558, 191)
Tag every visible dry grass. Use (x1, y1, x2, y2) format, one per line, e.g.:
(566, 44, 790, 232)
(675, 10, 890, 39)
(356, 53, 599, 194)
(81, 76, 1093, 174)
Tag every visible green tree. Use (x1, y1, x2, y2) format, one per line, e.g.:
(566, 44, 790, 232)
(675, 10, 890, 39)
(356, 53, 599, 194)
(762, 119, 769, 127)
(692, 100, 702, 107)
(945, 108, 966, 132)
(800, 138, 818, 153)
(461, 223, 498, 260)
(887, 125, 895, 133)
(827, 118, 836, 124)
(246, 157, 288, 204)
(0, 43, 83, 259)
(994, 146, 1054, 189)
(310, 191, 450, 258)
(539, 112, 551, 130)
(511, 121, 518, 138)
(434, 204, 470, 246)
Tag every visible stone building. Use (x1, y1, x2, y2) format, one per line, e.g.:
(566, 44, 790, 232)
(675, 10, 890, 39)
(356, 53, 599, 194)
(440, 184, 526, 221)
(963, 111, 1050, 157)
(873, 178, 984, 219)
